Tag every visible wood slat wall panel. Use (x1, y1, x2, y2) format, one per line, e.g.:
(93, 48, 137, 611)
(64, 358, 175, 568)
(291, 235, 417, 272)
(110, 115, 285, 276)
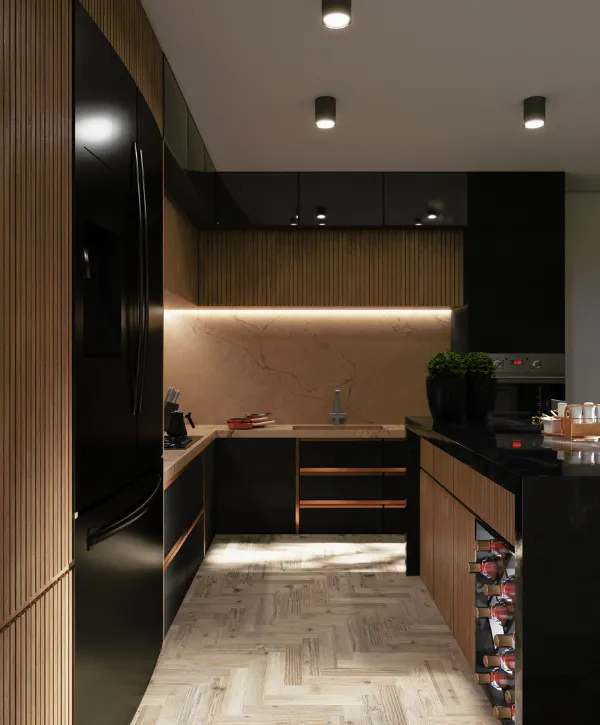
(164, 195, 199, 307)
(433, 481, 454, 629)
(1, 0, 73, 629)
(433, 447, 454, 494)
(198, 229, 464, 307)
(419, 471, 435, 597)
(0, 572, 72, 725)
(80, 0, 163, 130)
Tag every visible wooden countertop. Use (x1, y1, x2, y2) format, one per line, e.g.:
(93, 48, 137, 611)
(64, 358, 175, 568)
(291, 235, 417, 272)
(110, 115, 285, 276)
(163, 423, 406, 487)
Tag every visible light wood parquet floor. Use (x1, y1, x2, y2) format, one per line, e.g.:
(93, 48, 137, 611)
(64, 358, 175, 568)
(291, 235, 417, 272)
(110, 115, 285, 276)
(132, 535, 496, 725)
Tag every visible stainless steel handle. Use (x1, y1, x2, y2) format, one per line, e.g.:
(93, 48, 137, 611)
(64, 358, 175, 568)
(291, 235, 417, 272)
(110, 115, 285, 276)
(138, 147, 150, 414)
(133, 141, 145, 416)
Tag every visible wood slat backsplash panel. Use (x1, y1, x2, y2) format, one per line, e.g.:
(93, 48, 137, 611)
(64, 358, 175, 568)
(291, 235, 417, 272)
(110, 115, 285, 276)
(79, 0, 163, 130)
(164, 195, 200, 307)
(198, 229, 463, 306)
(1, 0, 73, 628)
(0, 573, 73, 725)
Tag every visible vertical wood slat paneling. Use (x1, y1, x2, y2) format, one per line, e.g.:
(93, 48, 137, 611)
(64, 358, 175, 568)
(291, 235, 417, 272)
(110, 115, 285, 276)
(452, 500, 476, 668)
(80, 0, 163, 131)
(163, 195, 200, 307)
(198, 229, 464, 307)
(1, 0, 73, 629)
(0, 573, 72, 725)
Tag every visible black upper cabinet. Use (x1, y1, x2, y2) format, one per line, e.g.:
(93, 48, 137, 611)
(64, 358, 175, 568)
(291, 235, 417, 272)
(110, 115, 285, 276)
(164, 60, 188, 169)
(384, 173, 467, 226)
(216, 173, 298, 227)
(299, 173, 383, 227)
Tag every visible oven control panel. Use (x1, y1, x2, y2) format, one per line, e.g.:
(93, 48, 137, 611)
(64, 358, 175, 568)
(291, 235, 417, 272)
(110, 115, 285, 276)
(487, 353, 565, 379)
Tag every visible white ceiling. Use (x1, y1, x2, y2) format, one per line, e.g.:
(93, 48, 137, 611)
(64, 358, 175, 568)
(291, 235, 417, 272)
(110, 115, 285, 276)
(142, 0, 600, 178)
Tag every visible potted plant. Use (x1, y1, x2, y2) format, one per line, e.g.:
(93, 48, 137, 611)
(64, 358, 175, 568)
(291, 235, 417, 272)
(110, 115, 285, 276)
(464, 352, 497, 423)
(426, 351, 467, 424)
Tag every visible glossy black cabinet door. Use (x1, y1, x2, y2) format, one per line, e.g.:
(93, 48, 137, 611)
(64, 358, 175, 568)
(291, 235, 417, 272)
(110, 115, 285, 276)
(299, 441, 383, 468)
(382, 440, 408, 468)
(164, 455, 204, 555)
(217, 173, 298, 227)
(164, 546, 187, 634)
(216, 440, 296, 533)
(300, 508, 383, 534)
(204, 443, 216, 551)
(184, 513, 205, 588)
(300, 475, 383, 500)
(299, 173, 383, 227)
(384, 173, 467, 226)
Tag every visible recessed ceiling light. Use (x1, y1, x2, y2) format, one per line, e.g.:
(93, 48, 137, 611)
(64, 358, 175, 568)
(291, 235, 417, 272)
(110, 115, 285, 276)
(315, 96, 336, 130)
(322, 1, 351, 30)
(523, 96, 546, 129)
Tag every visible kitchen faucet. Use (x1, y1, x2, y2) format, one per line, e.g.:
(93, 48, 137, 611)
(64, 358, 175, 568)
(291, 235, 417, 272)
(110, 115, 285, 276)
(329, 389, 347, 425)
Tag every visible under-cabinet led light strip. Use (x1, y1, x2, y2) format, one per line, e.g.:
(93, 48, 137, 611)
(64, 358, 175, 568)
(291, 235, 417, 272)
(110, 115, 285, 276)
(164, 308, 453, 317)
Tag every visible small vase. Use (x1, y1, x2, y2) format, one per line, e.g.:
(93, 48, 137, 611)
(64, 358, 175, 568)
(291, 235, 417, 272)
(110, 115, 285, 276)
(426, 376, 466, 425)
(466, 376, 497, 423)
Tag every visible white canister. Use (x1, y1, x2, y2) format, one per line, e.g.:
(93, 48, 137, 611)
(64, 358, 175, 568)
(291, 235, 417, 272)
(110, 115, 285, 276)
(570, 404, 583, 419)
(557, 401, 568, 418)
(583, 402, 596, 423)
(542, 418, 562, 435)
(595, 405, 600, 421)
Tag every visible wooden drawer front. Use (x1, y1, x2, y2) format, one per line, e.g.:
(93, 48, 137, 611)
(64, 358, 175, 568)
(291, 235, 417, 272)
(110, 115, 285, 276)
(453, 458, 515, 545)
(420, 439, 435, 476)
(453, 501, 476, 668)
(382, 440, 408, 467)
(419, 471, 435, 596)
(433, 446, 454, 493)
(300, 475, 383, 500)
(300, 441, 382, 468)
(164, 455, 204, 554)
(300, 507, 383, 534)
(433, 481, 454, 629)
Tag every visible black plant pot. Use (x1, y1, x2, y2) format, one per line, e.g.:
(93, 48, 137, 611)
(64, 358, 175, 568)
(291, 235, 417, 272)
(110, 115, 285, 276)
(466, 376, 497, 423)
(426, 376, 466, 425)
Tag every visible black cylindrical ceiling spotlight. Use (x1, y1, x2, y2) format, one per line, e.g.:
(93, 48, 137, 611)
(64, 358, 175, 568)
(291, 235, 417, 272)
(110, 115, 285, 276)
(523, 96, 546, 129)
(316, 206, 327, 220)
(315, 96, 336, 129)
(322, 0, 351, 29)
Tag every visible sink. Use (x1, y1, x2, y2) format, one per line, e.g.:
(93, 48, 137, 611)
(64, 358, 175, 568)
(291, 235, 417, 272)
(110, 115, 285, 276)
(292, 424, 384, 430)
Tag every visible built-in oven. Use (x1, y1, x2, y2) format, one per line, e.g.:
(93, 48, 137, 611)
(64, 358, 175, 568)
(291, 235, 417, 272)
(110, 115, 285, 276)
(488, 353, 565, 419)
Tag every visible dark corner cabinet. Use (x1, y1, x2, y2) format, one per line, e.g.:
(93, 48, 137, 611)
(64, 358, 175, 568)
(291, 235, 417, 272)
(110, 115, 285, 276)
(164, 443, 215, 633)
(74, 5, 163, 725)
(215, 439, 297, 534)
(298, 440, 408, 534)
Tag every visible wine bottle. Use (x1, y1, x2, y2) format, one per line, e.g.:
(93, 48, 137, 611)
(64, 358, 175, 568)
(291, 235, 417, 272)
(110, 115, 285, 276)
(505, 689, 515, 704)
(493, 704, 515, 720)
(494, 633, 516, 648)
(467, 556, 506, 580)
(483, 578, 515, 601)
(474, 669, 514, 690)
(476, 539, 510, 553)
(483, 648, 515, 673)
(475, 602, 515, 625)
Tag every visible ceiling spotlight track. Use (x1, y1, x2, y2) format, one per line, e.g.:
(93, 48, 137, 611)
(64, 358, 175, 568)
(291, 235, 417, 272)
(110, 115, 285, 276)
(315, 96, 336, 129)
(322, 0, 351, 30)
(523, 96, 546, 129)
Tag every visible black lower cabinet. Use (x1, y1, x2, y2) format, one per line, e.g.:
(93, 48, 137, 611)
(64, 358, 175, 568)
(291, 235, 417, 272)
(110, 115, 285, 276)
(184, 513, 205, 587)
(383, 507, 406, 534)
(204, 442, 216, 551)
(301, 507, 383, 534)
(300, 475, 383, 500)
(216, 439, 296, 533)
(164, 454, 203, 555)
(164, 548, 187, 634)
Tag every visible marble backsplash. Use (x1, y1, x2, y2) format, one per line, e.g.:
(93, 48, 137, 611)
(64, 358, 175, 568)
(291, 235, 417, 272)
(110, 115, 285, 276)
(164, 310, 451, 424)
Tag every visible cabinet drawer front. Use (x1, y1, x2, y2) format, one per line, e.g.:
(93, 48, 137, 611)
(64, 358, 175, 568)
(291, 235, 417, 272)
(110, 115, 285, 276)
(300, 475, 383, 500)
(383, 506, 406, 534)
(383, 476, 408, 500)
(164, 457, 204, 554)
(300, 441, 382, 468)
(420, 439, 435, 476)
(383, 440, 407, 467)
(433, 446, 454, 493)
(300, 507, 383, 534)
(164, 551, 186, 633)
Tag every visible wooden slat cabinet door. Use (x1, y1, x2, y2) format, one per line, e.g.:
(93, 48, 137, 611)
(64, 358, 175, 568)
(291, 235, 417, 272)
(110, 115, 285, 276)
(453, 499, 476, 668)
(419, 471, 435, 596)
(433, 480, 454, 629)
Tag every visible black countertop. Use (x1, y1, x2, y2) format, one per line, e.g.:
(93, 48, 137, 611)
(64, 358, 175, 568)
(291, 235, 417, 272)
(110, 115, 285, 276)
(406, 416, 600, 492)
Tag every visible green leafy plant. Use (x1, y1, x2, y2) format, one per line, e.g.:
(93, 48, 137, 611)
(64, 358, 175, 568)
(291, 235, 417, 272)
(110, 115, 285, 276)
(427, 351, 466, 378)
(464, 352, 495, 378)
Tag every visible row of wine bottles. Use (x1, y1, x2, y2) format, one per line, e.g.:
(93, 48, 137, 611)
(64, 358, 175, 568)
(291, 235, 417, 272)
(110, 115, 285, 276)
(475, 602, 514, 625)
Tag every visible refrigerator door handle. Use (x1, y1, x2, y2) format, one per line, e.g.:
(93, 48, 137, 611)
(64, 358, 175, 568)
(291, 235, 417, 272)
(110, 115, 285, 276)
(137, 147, 150, 414)
(88, 473, 163, 549)
(133, 141, 145, 415)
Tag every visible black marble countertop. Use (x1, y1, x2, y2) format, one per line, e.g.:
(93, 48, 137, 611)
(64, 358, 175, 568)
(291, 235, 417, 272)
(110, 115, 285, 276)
(406, 416, 600, 491)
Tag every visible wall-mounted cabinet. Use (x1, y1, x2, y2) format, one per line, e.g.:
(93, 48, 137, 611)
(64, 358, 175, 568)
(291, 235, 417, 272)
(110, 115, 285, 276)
(384, 173, 467, 226)
(299, 173, 383, 227)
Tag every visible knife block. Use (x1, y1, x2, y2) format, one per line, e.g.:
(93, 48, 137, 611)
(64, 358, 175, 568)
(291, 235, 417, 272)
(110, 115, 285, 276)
(164, 402, 179, 433)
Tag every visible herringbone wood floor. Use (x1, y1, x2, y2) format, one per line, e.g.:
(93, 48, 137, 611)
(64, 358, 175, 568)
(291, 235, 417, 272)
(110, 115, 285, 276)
(132, 535, 496, 725)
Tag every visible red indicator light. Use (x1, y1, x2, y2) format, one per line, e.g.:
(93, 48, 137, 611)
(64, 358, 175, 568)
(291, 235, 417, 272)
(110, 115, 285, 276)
(512, 441, 522, 449)
(511, 360, 523, 366)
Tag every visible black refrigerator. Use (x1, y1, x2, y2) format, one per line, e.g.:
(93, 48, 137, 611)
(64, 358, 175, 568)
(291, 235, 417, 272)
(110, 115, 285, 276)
(73, 5, 163, 725)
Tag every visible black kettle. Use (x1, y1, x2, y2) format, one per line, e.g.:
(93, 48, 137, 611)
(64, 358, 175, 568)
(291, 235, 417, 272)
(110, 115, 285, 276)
(167, 410, 195, 437)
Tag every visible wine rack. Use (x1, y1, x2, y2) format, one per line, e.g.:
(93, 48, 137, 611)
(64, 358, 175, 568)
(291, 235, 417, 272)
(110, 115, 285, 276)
(472, 522, 516, 723)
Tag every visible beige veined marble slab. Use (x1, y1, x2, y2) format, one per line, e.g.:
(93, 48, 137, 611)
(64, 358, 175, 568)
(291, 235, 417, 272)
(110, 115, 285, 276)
(131, 535, 497, 725)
